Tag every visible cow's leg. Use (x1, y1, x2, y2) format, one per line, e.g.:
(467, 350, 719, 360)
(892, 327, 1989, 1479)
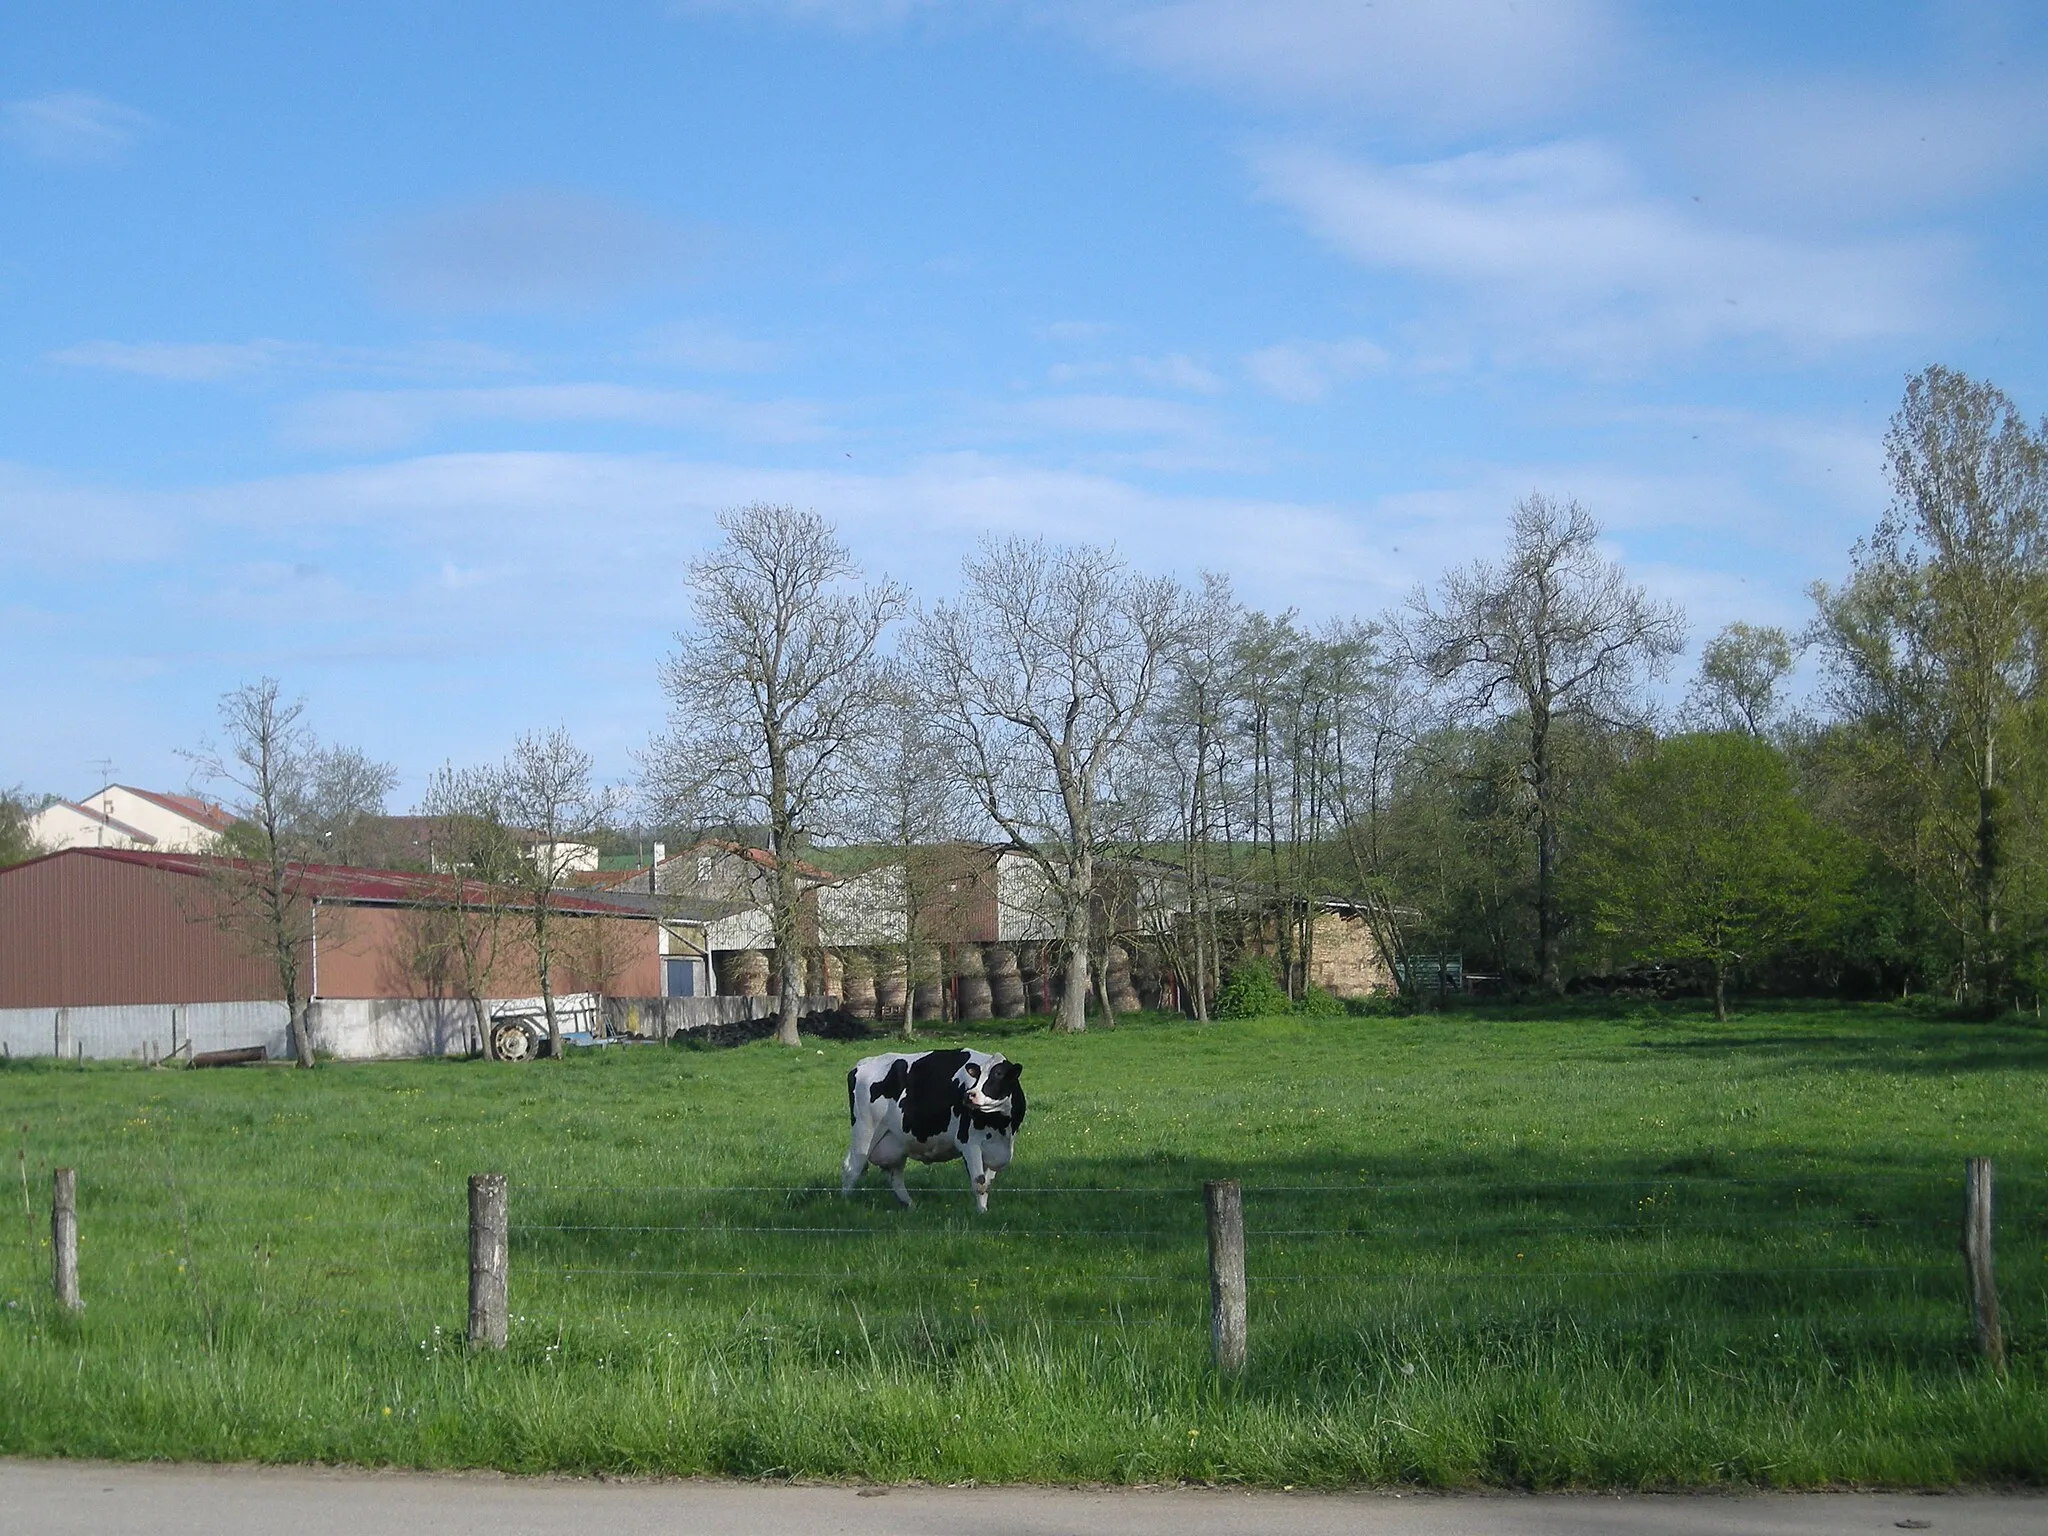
(841, 1113, 872, 1198)
(962, 1139, 990, 1213)
(886, 1163, 913, 1209)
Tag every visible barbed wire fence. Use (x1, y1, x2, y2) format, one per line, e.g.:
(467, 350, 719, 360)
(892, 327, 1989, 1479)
(11, 1158, 2039, 1376)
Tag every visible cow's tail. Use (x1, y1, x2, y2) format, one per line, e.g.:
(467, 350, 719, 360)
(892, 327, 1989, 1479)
(846, 1067, 857, 1124)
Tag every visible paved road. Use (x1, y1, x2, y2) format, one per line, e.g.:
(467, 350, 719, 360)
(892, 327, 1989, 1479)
(0, 1461, 2039, 1536)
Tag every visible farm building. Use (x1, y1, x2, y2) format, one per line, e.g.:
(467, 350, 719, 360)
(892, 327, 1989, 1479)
(26, 784, 234, 854)
(0, 847, 722, 1061)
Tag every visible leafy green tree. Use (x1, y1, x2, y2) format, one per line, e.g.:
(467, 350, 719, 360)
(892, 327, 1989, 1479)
(1686, 622, 1798, 737)
(1810, 365, 2048, 1009)
(0, 788, 44, 868)
(1578, 732, 1833, 1020)
(1406, 494, 1685, 993)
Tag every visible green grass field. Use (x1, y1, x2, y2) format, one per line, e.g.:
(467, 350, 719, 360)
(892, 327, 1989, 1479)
(1, 1003, 2044, 1487)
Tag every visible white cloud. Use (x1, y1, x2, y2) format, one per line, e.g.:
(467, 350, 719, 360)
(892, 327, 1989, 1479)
(1095, 0, 1618, 132)
(638, 321, 783, 373)
(370, 190, 697, 311)
(1253, 140, 1955, 365)
(1043, 319, 1115, 342)
(1129, 353, 1224, 393)
(50, 337, 527, 383)
(50, 340, 286, 382)
(1675, 75, 2048, 225)
(280, 383, 833, 452)
(1048, 353, 1224, 392)
(1244, 336, 1388, 402)
(996, 392, 1267, 472)
(3, 92, 150, 166)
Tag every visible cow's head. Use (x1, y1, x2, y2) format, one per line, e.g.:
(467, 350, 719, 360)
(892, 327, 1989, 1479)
(965, 1057, 1023, 1117)
(962, 1056, 1006, 1113)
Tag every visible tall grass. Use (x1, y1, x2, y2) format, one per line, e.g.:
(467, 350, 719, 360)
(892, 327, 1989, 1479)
(1, 1002, 2043, 1485)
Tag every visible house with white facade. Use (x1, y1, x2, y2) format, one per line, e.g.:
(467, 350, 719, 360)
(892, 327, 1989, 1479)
(27, 786, 234, 855)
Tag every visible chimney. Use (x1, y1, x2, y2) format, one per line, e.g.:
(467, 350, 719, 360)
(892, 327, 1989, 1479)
(650, 842, 665, 894)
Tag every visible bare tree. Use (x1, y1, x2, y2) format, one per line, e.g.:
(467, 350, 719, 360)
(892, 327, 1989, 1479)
(648, 503, 904, 1046)
(916, 538, 1190, 1032)
(1142, 574, 1241, 1018)
(495, 729, 617, 1057)
(1686, 622, 1798, 737)
(186, 680, 329, 1067)
(413, 763, 521, 1056)
(848, 664, 978, 1040)
(1405, 495, 1685, 991)
(305, 745, 399, 865)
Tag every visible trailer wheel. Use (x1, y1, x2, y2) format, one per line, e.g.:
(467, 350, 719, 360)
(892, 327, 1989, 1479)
(491, 1020, 539, 1062)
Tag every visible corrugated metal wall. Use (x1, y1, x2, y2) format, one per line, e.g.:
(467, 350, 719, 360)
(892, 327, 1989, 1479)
(0, 853, 281, 1007)
(0, 1001, 289, 1060)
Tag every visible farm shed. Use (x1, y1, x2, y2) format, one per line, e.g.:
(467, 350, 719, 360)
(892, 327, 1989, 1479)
(0, 848, 707, 1060)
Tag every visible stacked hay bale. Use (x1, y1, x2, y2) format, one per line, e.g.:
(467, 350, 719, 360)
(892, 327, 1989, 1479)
(1105, 944, 1142, 1014)
(872, 948, 907, 1021)
(1017, 945, 1046, 1015)
(839, 950, 877, 1018)
(984, 944, 1025, 1017)
(955, 944, 993, 1020)
(911, 944, 945, 1023)
(1131, 946, 1163, 1011)
(807, 949, 844, 1002)
(729, 949, 770, 998)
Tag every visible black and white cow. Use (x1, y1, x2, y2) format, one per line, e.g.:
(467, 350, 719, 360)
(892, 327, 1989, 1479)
(842, 1048, 1026, 1212)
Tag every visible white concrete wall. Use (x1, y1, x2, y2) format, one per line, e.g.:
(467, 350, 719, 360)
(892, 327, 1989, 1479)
(817, 864, 907, 946)
(96, 788, 221, 852)
(0, 1002, 289, 1061)
(0, 991, 849, 1063)
(705, 908, 775, 951)
(996, 851, 1063, 942)
(25, 801, 147, 852)
(306, 998, 479, 1060)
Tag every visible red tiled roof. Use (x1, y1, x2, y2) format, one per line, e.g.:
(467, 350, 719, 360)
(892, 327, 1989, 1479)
(117, 786, 237, 834)
(11, 847, 641, 917)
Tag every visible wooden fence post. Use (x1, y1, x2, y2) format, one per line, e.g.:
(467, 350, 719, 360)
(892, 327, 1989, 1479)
(52, 1168, 81, 1313)
(1205, 1178, 1246, 1374)
(1963, 1157, 2003, 1372)
(468, 1173, 508, 1350)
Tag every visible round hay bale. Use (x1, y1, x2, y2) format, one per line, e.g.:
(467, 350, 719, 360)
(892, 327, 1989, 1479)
(984, 944, 1025, 1017)
(1131, 945, 1163, 1009)
(839, 949, 877, 1017)
(872, 948, 906, 1021)
(955, 944, 993, 1019)
(1106, 943, 1141, 1014)
(728, 949, 769, 998)
(911, 944, 945, 1022)
(1016, 944, 1046, 1014)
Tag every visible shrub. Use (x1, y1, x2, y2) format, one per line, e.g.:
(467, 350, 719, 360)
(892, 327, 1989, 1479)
(1213, 959, 1293, 1019)
(1296, 985, 1346, 1017)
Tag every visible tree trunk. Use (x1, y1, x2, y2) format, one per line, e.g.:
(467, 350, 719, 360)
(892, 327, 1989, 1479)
(900, 938, 918, 1041)
(1531, 715, 1561, 993)
(1059, 900, 1090, 1033)
(469, 994, 489, 1058)
(289, 995, 314, 1068)
(776, 945, 802, 1046)
(1976, 735, 2001, 1013)
(1713, 963, 1728, 1023)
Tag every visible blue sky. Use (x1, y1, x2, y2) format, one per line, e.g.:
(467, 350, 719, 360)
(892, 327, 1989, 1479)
(6, 1, 2047, 806)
